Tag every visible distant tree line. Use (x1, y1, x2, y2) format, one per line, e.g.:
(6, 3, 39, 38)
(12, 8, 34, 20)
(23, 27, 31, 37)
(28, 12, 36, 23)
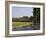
(12, 16, 33, 22)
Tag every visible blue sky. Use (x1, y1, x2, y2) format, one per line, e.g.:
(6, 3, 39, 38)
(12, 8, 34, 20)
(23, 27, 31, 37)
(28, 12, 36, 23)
(12, 7, 33, 18)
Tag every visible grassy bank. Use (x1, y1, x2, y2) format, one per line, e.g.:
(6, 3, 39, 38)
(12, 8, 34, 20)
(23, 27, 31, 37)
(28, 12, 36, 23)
(12, 22, 33, 28)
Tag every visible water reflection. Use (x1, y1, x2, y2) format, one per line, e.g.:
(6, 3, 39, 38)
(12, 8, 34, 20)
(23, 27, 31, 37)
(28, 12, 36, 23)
(12, 24, 33, 31)
(12, 24, 40, 31)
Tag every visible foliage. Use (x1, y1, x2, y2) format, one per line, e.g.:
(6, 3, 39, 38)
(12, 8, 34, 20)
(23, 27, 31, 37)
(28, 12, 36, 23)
(12, 16, 33, 22)
(33, 8, 40, 24)
(22, 16, 28, 18)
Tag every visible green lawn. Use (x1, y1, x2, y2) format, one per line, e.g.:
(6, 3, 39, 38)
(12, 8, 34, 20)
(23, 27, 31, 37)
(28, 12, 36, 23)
(12, 22, 33, 28)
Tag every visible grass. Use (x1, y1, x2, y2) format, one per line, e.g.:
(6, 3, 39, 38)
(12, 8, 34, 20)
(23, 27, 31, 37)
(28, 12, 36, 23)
(12, 22, 33, 28)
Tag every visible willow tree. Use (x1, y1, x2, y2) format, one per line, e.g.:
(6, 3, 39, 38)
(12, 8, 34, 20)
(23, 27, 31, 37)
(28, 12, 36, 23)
(33, 8, 40, 29)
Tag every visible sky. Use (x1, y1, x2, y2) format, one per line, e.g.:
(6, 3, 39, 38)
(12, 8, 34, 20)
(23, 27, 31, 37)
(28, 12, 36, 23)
(12, 7, 33, 18)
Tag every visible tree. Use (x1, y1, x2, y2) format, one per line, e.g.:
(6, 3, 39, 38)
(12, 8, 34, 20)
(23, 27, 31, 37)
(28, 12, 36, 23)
(33, 8, 40, 24)
(23, 16, 28, 18)
(33, 8, 40, 29)
(29, 16, 33, 22)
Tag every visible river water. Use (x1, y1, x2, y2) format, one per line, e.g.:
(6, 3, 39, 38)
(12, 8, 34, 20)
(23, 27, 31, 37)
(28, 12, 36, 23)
(12, 24, 34, 31)
(12, 24, 40, 31)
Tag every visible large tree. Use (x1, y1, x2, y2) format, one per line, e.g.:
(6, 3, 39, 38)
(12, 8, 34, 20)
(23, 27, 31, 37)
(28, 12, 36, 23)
(33, 8, 40, 29)
(33, 8, 40, 24)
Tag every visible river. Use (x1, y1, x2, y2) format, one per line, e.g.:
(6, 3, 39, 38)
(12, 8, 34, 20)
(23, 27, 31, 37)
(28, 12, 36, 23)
(12, 24, 40, 31)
